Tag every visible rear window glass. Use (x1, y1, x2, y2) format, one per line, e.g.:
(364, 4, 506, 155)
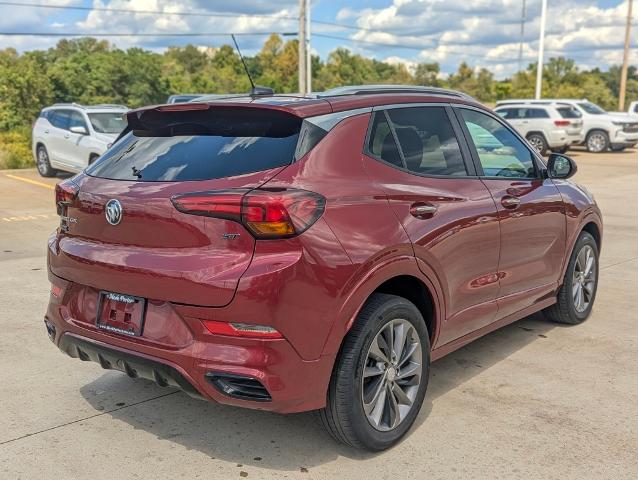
(556, 107, 582, 119)
(87, 108, 301, 182)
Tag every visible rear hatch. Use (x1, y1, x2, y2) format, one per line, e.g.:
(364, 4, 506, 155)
(49, 105, 304, 307)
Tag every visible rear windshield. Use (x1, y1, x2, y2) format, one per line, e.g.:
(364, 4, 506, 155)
(556, 107, 582, 119)
(87, 108, 301, 182)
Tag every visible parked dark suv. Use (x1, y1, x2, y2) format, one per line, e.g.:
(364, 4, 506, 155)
(46, 86, 602, 451)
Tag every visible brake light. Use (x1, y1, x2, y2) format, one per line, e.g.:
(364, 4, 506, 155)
(554, 120, 571, 127)
(55, 179, 79, 216)
(202, 320, 283, 339)
(171, 188, 325, 239)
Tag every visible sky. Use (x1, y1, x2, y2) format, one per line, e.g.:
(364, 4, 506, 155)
(0, 0, 634, 79)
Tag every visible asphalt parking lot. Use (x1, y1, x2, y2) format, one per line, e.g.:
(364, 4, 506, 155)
(1, 149, 637, 480)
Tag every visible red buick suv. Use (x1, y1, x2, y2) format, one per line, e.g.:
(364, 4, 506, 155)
(45, 86, 602, 451)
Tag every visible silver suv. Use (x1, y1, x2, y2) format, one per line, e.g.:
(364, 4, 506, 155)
(32, 103, 128, 176)
(494, 103, 583, 155)
(497, 99, 638, 153)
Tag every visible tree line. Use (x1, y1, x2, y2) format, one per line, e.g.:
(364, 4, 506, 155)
(1, 34, 636, 168)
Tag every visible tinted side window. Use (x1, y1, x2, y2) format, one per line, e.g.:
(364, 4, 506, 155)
(386, 107, 467, 176)
(460, 109, 536, 179)
(367, 112, 403, 168)
(556, 107, 581, 119)
(49, 110, 71, 130)
(496, 108, 515, 119)
(525, 108, 550, 119)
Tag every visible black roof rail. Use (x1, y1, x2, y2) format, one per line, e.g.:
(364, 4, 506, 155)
(317, 85, 475, 100)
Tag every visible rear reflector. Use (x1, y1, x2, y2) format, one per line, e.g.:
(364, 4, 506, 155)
(554, 120, 571, 127)
(202, 320, 283, 339)
(50, 284, 63, 298)
(55, 179, 79, 216)
(172, 188, 325, 239)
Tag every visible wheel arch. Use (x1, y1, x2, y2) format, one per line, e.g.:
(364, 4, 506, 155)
(372, 275, 436, 345)
(320, 257, 443, 359)
(585, 127, 610, 139)
(526, 130, 547, 141)
(559, 212, 603, 282)
(582, 221, 602, 250)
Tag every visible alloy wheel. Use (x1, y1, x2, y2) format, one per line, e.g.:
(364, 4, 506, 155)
(528, 136, 545, 153)
(587, 133, 607, 153)
(37, 149, 48, 175)
(572, 245, 596, 313)
(361, 318, 422, 431)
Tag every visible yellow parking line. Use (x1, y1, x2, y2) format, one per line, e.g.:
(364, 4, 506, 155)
(5, 174, 55, 190)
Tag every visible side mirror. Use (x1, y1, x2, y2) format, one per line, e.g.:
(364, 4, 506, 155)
(547, 153, 577, 179)
(69, 125, 88, 135)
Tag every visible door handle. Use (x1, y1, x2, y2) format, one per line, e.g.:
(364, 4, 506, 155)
(501, 195, 521, 209)
(410, 203, 437, 218)
(64, 134, 70, 139)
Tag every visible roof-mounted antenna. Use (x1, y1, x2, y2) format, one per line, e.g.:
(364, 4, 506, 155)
(231, 34, 274, 97)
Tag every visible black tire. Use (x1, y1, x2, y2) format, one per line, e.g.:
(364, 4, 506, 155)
(544, 232, 599, 325)
(36, 145, 57, 177)
(526, 133, 548, 156)
(318, 293, 430, 451)
(585, 130, 610, 153)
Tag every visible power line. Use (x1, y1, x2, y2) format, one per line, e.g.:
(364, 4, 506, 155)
(0, 31, 295, 37)
(0, 1, 401, 36)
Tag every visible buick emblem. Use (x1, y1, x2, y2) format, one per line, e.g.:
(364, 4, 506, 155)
(105, 199, 123, 225)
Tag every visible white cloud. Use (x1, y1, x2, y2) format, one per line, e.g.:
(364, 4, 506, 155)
(336, 0, 635, 78)
(0, 0, 634, 80)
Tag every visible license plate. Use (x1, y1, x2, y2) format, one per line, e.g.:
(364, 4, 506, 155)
(96, 291, 146, 337)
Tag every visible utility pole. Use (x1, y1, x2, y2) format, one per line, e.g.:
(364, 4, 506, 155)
(306, 0, 312, 94)
(619, 0, 634, 111)
(298, 0, 310, 94)
(535, 0, 548, 99)
(518, 0, 527, 73)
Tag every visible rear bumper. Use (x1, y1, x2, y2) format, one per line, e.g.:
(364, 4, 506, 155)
(45, 283, 335, 413)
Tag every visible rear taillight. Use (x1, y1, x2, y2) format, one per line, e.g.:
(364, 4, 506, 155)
(171, 188, 325, 239)
(554, 120, 571, 127)
(55, 179, 79, 216)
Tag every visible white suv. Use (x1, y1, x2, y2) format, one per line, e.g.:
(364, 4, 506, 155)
(497, 99, 638, 153)
(32, 103, 128, 176)
(494, 103, 583, 155)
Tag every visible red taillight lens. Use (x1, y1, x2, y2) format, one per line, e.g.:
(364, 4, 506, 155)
(202, 320, 283, 339)
(171, 188, 325, 239)
(554, 120, 570, 127)
(55, 179, 79, 215)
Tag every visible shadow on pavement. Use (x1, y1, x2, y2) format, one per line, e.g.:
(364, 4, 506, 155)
(79, 312, 555, 471)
